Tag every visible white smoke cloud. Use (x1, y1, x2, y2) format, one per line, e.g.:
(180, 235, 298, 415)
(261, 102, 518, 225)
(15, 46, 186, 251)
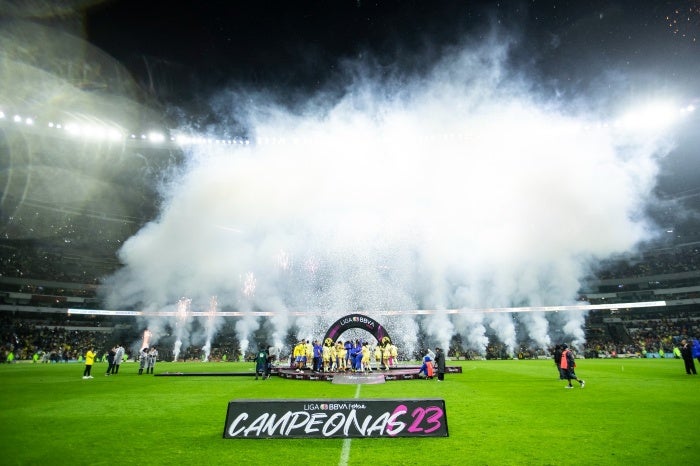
(103, 37, 674, 356)
(424, 310, 454, 354)
(454, 312, 489, 355)
(519, 312, 552, 349)
(487, 313, 518, 355)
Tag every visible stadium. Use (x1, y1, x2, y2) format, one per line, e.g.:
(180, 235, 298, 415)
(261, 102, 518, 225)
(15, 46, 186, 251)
(1, 2, 699, 465)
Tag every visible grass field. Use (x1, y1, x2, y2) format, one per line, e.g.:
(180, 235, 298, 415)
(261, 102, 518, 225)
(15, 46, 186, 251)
(1, 358, 697, 465)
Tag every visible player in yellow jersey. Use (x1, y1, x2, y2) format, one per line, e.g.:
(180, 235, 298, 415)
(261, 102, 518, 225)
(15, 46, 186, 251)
(329, 342, 337, 371)
(293, 340, 305, 372)
(337, 341, 347, 371)
(361, 342, 371, 372)
(305, 340, 313, 370)
(322, 343, 331, 372)
(381, 343, 390, 370)
(389, 343, 398, 367)
(373, 344, 382, 371)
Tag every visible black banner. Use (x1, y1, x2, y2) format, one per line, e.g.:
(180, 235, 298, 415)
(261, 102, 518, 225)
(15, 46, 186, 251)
(223, 398, 448, 439)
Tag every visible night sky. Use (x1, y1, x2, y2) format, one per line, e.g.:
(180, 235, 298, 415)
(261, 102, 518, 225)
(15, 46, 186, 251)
(82, 1, 700, 107)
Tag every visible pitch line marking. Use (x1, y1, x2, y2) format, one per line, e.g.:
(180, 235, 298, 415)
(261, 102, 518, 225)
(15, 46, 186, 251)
(338, 384, 362, 466)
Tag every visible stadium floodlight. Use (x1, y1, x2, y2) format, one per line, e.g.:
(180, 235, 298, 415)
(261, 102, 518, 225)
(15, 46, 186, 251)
(615, 101, 684, 131)
(0, 110, 5, 119)
(25, 117, 34, 125)
(107, 128, 122, 141)
(13, 114, 22, 122)
(148, 131, 165, 143)
(65, 123, 80, 136)
(83, 125, 102, 139)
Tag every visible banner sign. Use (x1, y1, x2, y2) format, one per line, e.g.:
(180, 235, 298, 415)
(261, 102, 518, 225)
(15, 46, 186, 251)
(223, 398, 448, 439)
(322, 313, 392, 347)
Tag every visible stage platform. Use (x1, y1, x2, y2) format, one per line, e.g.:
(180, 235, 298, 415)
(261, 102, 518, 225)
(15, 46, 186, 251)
(155, 364, 462, 381)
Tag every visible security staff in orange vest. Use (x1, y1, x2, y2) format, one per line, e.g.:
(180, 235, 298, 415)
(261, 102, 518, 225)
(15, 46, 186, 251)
(560, 344, 585, 389)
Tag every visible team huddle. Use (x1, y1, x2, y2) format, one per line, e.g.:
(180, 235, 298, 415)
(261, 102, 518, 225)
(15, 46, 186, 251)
(292, 339, 398, 373)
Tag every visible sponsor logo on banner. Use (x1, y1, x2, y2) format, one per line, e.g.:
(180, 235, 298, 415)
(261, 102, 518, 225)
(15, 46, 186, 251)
(223, 398, 448, 439)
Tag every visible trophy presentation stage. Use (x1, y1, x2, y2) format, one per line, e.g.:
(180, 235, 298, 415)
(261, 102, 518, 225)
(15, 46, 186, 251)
(156, 364, 462, 382)
(156, 314, 461, 382)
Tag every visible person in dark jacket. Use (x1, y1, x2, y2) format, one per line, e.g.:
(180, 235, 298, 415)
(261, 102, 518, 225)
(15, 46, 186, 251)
(680, 339, 697, 375)
(255, 346, 270, 380)
(105, 346, 116, 376)
(553, 344, 564, 379)
(560, 344, 585, 389)
(434, 347, 446, 381)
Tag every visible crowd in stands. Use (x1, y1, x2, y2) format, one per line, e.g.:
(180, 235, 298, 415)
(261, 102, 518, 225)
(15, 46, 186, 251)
(0, 283, 101, 310)
(171, 344, 242, 363)
(0, 314, 247, 364)
(614, 312, 699, 356)
(3, 306, 699, 364)
(0, 195, 143, 285)
(596, 243, 700, 279)
(1, 316, 111, 362)
(0, 241, 122, 285)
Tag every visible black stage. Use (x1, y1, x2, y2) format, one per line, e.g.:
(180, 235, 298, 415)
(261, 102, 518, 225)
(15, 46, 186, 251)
(155, 365, 462, 381)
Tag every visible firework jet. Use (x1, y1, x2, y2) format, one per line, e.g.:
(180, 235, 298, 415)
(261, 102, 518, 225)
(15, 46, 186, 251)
(141, 330, 152, 350)
(202, 296, 222, 362)
(172, 298, 191, 361)
(104, 39, 678, 355)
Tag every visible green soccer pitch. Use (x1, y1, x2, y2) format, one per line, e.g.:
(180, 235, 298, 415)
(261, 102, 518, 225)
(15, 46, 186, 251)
(0, 358, 696, 465)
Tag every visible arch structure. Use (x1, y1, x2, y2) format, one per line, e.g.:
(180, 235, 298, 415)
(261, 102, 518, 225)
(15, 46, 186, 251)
(322, 313, 391, 347)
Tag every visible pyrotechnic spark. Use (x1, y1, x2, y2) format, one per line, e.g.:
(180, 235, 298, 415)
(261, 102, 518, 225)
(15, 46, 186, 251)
(141, 329, 152, 349)
(172, 298, 192, 361)
(207, 296, 218, 319)
(202, 296, 220, 362)
(666, 1, 700, 43)
(304, 258, 319, 276)
(277, 249, 291, 271)
(243, 272, 257, 298)
(176, 297, 191, 322)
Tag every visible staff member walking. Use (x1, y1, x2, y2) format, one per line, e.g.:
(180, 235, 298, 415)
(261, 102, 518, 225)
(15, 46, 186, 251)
(434, 347, 446, 381)
(680, 339, 697, 375)
(560, 344, 585, 389)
